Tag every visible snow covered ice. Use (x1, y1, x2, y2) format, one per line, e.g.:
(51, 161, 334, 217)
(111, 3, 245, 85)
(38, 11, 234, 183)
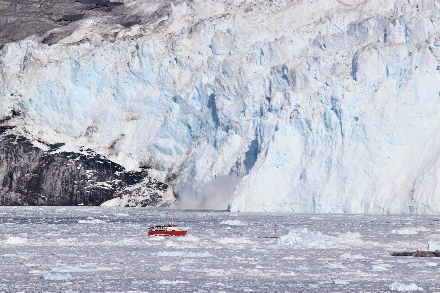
(0, 207, 440, 292)
(1, 0, 440, 212)
(388, 282, 424, 292)
(1, 0, 440, 289)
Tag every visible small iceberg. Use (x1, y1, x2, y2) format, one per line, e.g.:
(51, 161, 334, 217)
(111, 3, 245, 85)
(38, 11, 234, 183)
(40, 273, 73, 281)
(219, 220, 246, 226)
(5, 236, 28, 245)
(150, 251, 213, 258)
(52, 266, 99, 273)
(277, 229, 338, 247)
(388, 282, 423, 291)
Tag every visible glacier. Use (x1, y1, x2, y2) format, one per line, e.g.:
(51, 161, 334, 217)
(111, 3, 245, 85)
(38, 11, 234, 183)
(1, 0, 440, 213)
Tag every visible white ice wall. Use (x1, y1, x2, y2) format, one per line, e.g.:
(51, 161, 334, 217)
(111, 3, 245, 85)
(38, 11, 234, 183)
(1, 0, 440, 213)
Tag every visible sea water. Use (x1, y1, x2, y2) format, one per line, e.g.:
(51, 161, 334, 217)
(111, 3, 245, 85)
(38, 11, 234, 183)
(0, 207, 438, 292)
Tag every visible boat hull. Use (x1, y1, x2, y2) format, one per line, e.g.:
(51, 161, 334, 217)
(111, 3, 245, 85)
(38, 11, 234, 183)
(148, 230, 187, 236)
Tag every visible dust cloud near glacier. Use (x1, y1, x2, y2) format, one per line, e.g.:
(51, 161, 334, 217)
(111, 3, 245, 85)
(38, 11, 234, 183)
(176, 175, 241, 210)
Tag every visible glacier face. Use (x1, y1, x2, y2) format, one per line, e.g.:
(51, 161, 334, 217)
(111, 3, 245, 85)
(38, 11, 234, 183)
(1, 0, 440, 213)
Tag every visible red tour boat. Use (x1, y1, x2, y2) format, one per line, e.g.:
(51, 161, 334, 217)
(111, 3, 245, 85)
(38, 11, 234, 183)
(148, 221, 187, 236)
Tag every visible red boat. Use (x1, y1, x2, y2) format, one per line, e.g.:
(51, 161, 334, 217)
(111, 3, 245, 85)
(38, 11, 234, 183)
(148, 221, 187, 236)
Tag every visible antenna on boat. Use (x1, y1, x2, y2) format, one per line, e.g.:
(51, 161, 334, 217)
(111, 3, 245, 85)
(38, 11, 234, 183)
(168, 218, 178, 227)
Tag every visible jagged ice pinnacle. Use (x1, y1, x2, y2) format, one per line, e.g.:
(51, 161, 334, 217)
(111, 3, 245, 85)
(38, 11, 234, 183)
(1, 0, 440, 213)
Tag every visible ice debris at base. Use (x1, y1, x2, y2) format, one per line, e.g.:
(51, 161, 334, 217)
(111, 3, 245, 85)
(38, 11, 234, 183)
(219, 220, 246, 226)
(40, 273, 73, 281)
(391, 227, 430, 235)
(100, 197, 124, 207)
(276, 229, 362, 248)
(5, 236, 28, 245)
(388, 282, 423, 292)
(1, 0, 440, 213)
(1, 208, 440, 291)
(150, 251, 213, 258)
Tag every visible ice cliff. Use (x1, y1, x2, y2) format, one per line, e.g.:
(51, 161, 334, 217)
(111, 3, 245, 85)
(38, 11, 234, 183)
(1, 0, 440, 213)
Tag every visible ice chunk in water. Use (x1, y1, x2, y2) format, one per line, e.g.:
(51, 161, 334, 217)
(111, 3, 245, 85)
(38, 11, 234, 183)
(78, 219, 107, 224)
(391, 227, 429, 235)
(40, 273, 73, 281)
(388, 282, 423, 291)
(340, 253, 365, 260)
(157, 279, 190, 285)
(277, 229, 338, 247)
(427, 241, 440, 251)
(150, 251, 213, 258)
(219, 220, 246, 226)
(52, 266, 99, 273)
(5, 236, 28, 245)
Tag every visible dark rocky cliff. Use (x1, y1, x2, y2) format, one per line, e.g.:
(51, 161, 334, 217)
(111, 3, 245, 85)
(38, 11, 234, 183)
(0, 131, 171, 206)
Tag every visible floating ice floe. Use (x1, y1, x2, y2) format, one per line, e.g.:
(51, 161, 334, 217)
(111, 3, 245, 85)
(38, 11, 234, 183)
(276, 229, 362, 248)
(56, 238, 79, 246)
(371, 264, 390, 271)
(175, 264, 197, 272)
(408, 262, 438, 267)
(2, 253, 32, 259)
(219, 220, 246, 226)
(114, 213, 129, 217)
(176, 235, 199, 242)
(277, 229, 336, 247)
(78, 218, 107, 224)
(279, 272, 296, 276)
(245, 269, 268, 277)
(388, 282, 423, 291)
(391, 227, 430, 235)
(326, 262, 347, 270)
(150, 251, 213, 258)
(40, 273, 73, 281)
(217, 237, 254, 245)
(52, 266, 102, 273)
(340, 253, 365, 260)
(158, 279, 190, 285)
(427, 241, 440, 251)
(5, 236, 28, 245)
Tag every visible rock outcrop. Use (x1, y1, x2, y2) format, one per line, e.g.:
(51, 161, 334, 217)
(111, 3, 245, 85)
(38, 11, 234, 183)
(0, 131, 174, 206)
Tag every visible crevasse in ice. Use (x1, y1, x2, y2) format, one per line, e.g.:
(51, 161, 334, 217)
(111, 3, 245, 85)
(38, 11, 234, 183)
(1, 0, 440, 213)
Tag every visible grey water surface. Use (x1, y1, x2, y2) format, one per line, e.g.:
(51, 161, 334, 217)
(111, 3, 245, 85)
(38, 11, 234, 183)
(0, 207, 439, 292)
